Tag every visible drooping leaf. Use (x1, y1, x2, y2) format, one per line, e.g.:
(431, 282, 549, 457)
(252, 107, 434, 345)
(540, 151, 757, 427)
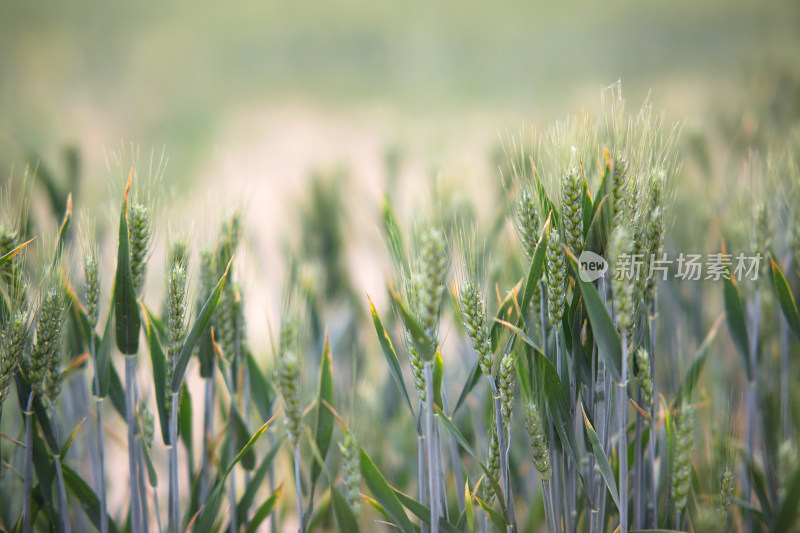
(474, 494, 507, 532)
(435, 406, 508, 520)
(388, 285, 435, 363)
(368, 296, 414, 418)
(62, 463, 120, 533)
(0, 237, 35, 266)
(359, 446, 416, 533)
(453, 361, 481, 415)
(581, 406, 620, 509)
(114, 169, 140, 355)
(143, 310, 169, 444)
(231, 406, 255, 471)
(771, 258, 800, 344)
(304, 426, 361, 533)
(567, 253, 622, 382)
(243, 486, 283, 533)
(233, 437, 284, 528)
(59, 417, 85, 459)
(171, 259, 231, 393)
(195, 413, 278, 532)
(723, 276, 751, 378)
(392, 489, 462, 533)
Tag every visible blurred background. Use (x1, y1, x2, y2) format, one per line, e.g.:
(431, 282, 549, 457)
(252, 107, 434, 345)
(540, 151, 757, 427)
(2, 2, 800, 528)
(2, 0, 800, 307)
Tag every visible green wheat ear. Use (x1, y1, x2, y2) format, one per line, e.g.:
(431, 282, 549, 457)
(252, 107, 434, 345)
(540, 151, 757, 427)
(610, 226, 635, 330)
(671, 402, 695, 514)
(455, 229, 493, 378)
(417, 226, 448, 338)
(612, 152, 630, 225)
(546, 224, 566, 325)
(635, 348, 653, 411)
(338, 430, 362, 518)
(484, 423, 501, 504)
(516, 189, 540, 261)
(0, 309, 29, 408)
(458, 278, 492, 378)
(165, 241, 189, 414)
(499, 352, 517, 430)
(128, 202, 152, 295)
(718, 466, 734, 522)
(561, 167, 583, 255)
(275, 308, 302, 448)
(524, 398, 551, 482)
(27, 267, 69, 409)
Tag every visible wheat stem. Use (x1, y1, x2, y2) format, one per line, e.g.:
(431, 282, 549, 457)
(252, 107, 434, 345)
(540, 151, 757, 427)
(543, 479, 557, 533)
(541, 280, 561, 531)
(441, 393, 465, 517)
(53, 453, 70, 533)
(23, 391, 33, 533)
(125, 358, 143, 533)
(168, 394, 180, 532)
(294, 445, 305, 533)
(619, 328, 629, 533)
(199, 370, 215, 506)
(228, 401, 237, 533)
(137, 437, 150, 531)
(417, 400, 429, 533)
(647, 297, 657, 528)
(424, 363, 439, 533)
(89, 334, 109, 533)
(153, 485, 164, 533)
(744, 291, 761, 533)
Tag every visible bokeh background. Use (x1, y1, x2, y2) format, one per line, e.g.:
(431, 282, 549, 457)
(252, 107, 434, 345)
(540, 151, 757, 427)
(2, 0, 800, 316)
(2, 1, 800, 529)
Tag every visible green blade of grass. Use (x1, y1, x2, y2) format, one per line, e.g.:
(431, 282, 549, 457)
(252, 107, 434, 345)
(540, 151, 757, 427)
(304, 428, 361, 533)
(309, 332, 335, 496)
(114, 169, 140, 355)
(359, 446, 416, 533)
(566, 252, 622, 382)
(58, 417, 85, 459)
(62, 463, 120, 533)
(368, 295, 415, 418)
(170, 258, 231, 393)
(243, 485, 283, 533)
(392, 488, 462, 533)
(435, 406, 509, 521)
(0, 236, 35, 266)
(233, 437, 284, 528)
(143, 310, 169, 444)
(771, 258, 800, 344)
(581, 405, 620, 509)
(723, 275, 751, 378)
(388, 284, 435, 362)
(196, 413, 279, 532)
